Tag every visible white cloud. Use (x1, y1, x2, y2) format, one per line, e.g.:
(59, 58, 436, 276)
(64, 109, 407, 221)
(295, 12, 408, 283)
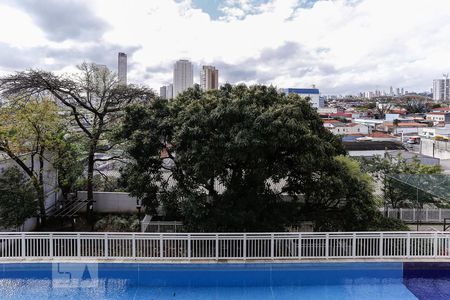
(0, 0, 449, 94)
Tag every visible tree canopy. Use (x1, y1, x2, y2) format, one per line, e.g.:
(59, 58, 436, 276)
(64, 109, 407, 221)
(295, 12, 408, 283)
(119, 84, 386, 232)
(0, 64, 155, 215)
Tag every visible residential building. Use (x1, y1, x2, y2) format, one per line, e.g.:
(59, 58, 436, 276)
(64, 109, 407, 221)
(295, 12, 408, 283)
(283, 87, 322, 108)
(160, 86, 167, 99)
(324, 121, 369, 135)
(383, 121, 427, 134)
(200, 65, 219, 90)
(173, 60, 194, 97)
(426, 112, 450, 124)
(118, 52, 127, 85)
(431, 107, 450, 113)
(159, 84, 173, 100)
(433, 74, 450, 101)
(166, 84, 173, 99)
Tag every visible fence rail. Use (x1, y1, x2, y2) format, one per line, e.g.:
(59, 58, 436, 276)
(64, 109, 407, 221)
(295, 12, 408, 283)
(381, 208, 450, 223)
(1, 232, 450, 261)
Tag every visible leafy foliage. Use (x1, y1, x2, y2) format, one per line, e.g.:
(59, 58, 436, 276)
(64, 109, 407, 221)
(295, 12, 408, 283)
(119, 84, 386, 232)
(94, 214, 140, 232)
(0, 98, 64, 216)
(0, 64, 155, 215)
(361, 153, 442, 209)
(0, 167, 38, 228)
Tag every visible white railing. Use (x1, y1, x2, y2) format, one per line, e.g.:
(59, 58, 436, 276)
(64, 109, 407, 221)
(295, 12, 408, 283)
(381, 208, 450, 223)
(1, 232, 450, 260)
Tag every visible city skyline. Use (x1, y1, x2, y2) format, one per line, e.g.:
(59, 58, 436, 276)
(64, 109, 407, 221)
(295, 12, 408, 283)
(0, 0, 449, 94)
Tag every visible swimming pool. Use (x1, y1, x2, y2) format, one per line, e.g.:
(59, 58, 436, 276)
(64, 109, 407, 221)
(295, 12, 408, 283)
(0, 262, 447, 299)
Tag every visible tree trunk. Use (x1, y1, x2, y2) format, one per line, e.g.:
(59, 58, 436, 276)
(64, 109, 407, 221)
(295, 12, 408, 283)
(86, 137, 98, 218)
(38, 148, 46, 223)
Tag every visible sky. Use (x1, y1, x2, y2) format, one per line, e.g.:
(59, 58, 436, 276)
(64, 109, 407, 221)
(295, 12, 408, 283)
(0, 0, 449, 95)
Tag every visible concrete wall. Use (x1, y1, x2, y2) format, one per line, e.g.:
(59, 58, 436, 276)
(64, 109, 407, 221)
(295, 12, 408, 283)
(77, 191, 139, 213)
(420, 138, 450, 160)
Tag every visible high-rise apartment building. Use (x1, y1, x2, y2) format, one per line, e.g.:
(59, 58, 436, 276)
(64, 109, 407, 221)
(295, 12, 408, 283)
(166, 84, 173, 99)
(173, 60, 193, 97)
(200, 65, 219, 90)
(160, 84, 173, 100)
(160, 86, 167, 99)
(433, 74, 450, 102)
(118, 52, 127, 85)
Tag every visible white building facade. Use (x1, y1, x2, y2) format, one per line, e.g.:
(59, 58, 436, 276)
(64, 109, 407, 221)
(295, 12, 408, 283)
(433, 75, 449, 102)
(283, 88, 322, 108)
(173, 60, 194, 98)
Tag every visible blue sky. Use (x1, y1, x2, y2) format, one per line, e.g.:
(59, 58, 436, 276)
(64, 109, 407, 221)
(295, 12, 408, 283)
(191, 0, 271, 19)
(0, 0, 449, 95)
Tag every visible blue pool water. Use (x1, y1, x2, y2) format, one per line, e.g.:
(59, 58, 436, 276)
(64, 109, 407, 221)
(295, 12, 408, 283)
(0, 262, 447, 299)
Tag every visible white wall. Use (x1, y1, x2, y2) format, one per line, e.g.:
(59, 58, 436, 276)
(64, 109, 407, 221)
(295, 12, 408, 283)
(420, 138, 450, 159)
(77, 191, 140, 213)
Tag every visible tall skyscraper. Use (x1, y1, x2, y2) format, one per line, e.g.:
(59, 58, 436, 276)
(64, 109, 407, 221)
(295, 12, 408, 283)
(200, 65, 219, 90)
(118, 52, 127, 85)
(433, 74, 450, 102)
(173, 60, 193, 97)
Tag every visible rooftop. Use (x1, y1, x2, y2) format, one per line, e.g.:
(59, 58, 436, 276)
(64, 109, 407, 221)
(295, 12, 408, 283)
(343, 141, 405, 151)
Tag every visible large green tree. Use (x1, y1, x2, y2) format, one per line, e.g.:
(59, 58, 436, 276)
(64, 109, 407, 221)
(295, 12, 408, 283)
(119, 84, 385, 232)
(0, 167, 38, 229)
(0, 64, 154, 215)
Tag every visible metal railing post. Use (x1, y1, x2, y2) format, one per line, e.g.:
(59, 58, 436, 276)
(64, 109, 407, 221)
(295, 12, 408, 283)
(105, 234, 109, 258)
(270, 234, 274, 259)
(243, 234, 247, 259)
(434, 232, 438, 257)
(77, 233, 81, 257)
(325, 233, 329, 259)
(407, 232, 411, 258)
(49, 233, 53, 257)
(352, 233, 356, 258)
(298, 233, 302, 260)
(160, 234, 164, 259)
(215, 234, 219, 259)
(21, 233, 26, 258)
(379, 233, 383, 257)
(132, 234, 136, 258)
(187, 234, 191, 259)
